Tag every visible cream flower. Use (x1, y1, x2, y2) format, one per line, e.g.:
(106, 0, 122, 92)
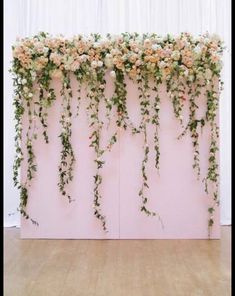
(97, 60, 103, 67)
(205, 69, 212, 80)
(91, 61, 98, 68)
(171, 50, 180, 61)
(144, 39, 152, 49)
(110, 70, 116, 78)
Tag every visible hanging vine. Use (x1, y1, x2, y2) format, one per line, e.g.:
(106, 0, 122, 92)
(136, 74, 163, 227)
(203, 78, 220, 236)
(152, 79, 161, 171)
(187, 81, 204, 179)
(11, 65, 38, 224)
(86, 67, 108, 231)
(37, 65, 56, 143)
(58, 72, 75, 202)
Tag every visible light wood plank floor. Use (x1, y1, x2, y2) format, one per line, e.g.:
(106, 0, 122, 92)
(4, 227, 231, 296)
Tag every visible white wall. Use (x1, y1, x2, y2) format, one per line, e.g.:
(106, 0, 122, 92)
(4, 0, 231, 227)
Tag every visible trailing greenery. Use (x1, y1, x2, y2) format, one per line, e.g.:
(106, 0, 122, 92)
(58, 72, 75, 202)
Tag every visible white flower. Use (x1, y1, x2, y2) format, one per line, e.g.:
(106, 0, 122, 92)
(184, 69, 189, 77)
(91, 61, 98, 68)
(21, 79, 27, 85)
(215, 61, 223, 72)
(30, 71, 37, 81)
(188, 75, 194, 82)
(97, 61, 103, 67)
(144, 38, 151, 48)
(171, 50, 180, 61)
(105, 55, 114, 68)
(110, 70, 116, 78)
(152, 44, 160, 51)
(100, 38, 109, 47)
(42, 47, 49, 56)
(23, 86, 29, 93)
(135, 60, 142, 67)
(110, 48, 119, 55)
(156, 36, 163, 43)
(194, 45, 201, 54)
(81, 55, 88, 62)
(159, 61, 166, 68)
(28, 93, 33, 98)
(196, 71, 204, 80)
(93, 42, 100, 48)
(205, 69, 212, 80)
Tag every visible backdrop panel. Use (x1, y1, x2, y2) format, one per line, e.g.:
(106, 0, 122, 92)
(21, 76, 220, 239)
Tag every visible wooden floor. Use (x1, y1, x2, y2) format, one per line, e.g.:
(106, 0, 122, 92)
(4, 227, 231, 296)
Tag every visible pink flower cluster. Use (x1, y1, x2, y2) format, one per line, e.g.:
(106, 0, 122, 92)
(12, 32, 223, 81)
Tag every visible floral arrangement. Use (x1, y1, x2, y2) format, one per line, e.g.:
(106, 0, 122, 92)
(11, 32, 224, 237)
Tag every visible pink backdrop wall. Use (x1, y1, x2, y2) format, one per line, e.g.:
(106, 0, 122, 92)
(21, 75, 220, 239)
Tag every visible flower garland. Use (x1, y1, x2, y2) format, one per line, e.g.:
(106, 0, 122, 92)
(11, 32, 224, 236)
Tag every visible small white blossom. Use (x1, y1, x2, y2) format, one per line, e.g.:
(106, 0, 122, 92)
(97, 60, 103, 67)
(171, 50, 180, 61)
(91, 61, 98, 68)
(93, 42, 101, 49)
(184, 69, 189, 77)
(159, 61, 166, 68)
(152, 44, 160, 51)
(23, 86, 29, 93)
(205, 69, 212, 80)
(110, 70, 116, 78)
(188, 75, 194, 82)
